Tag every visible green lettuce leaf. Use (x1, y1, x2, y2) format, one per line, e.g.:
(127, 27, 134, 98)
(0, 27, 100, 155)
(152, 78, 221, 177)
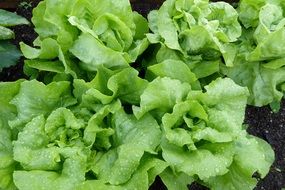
(14, 149, 87, 190)
(9, 80, 76, 129)
(69, 33, 128, 71)
(77, 155, 167, 190)
(92, 108, 162, 185)
(146, 59, 197, 85)
(160, 168, 194, 190)
(74, 67, 148, 105)
(133, 77, 191, 119)
(13, 107, 88, 190)
(204, 133, 274, 190)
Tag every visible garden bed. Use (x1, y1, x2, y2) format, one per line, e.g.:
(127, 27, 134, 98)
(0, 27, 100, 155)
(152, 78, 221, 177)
(0, 0, 284, 190)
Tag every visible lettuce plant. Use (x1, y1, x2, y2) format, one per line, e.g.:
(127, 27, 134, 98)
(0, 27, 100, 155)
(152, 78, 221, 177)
(146, 0, 241, 83)
(20, 0, 149, 81)
(147, 0, 285, 109)
(134, 77, 274, 190)
(223, 0, 285, 111)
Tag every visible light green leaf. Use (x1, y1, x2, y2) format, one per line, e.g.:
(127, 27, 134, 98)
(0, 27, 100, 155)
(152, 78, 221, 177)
(133, 12, 149, 40)
(133, 77, 191, 119)
(238, 0, 266, 28)
(155, 0, 182, 51)
(190, 60, 220, 79)
(160, 168, 193, 190)
(83, 100, 120, 149)
(78, 156, 167, 190)
(13, 115, 61, 171)
(248, 28, 285, 61)
(161, 139, 234, 180)
(76, 67, 147, 105)
(9, 80, 76, 129)
(13, 107, 88, 190)
(24, 60, 65, 74)
(70, 33, 128, 71)
(14, 152, 87, 190)
(20, 38, 59, 60)
(92, 109, 161, 185)
(147, 59, 197, 85)
(208, 2, 241, 42)
(205, 133, 275, 190)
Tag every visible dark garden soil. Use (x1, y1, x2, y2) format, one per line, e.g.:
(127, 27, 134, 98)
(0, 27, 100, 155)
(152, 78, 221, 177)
(0, 0, 284, 190)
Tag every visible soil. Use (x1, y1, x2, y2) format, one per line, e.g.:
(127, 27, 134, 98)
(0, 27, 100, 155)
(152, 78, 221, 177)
(0, 1, 284, 190)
